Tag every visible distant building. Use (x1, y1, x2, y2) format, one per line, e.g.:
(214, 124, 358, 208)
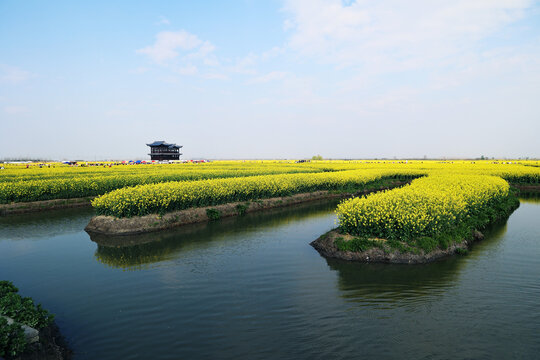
(147, 141, 183, 161)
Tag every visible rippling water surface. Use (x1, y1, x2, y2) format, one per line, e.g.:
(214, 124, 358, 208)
(1, 197, 539, 359)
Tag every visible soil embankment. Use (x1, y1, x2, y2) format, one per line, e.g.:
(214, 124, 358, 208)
(0, 197, 93, 216)
(311, 229, 484, 264)
(513, 184, 540, 193)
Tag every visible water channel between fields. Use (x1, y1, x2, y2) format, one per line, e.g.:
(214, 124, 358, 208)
(1, 196, 539, 359)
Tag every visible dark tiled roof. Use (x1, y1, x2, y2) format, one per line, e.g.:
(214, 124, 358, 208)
(147, 141, 183, 148)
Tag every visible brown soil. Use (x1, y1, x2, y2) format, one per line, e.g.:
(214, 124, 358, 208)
(310, 229, 484, 264)
(85, 182, 407, 236)
(513, 184, 540, 192)
(0, 197, 93, 216)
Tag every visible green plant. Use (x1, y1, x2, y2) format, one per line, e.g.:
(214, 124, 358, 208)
(0, 281, 18, 298)
(335, 237, 384, 252)
(415, 236, 438, 253)
(235, 203, 248, 215)
(386, 239, 412, 253)
(206, 208, 221, 221)
(0, 317, 27, 358)
(437, 234, 453, 250)
(0, 282, 54, 330)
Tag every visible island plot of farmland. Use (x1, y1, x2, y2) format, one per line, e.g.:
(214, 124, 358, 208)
(312, 174, 520, 263)
(2, 160, 540, 263)
(81, 160, 539, 261)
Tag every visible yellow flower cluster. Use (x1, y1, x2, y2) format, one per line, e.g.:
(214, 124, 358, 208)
(336, 175, 513, 240)
(91, 169, 422, 217)
(1, 160, 538, 206)
(0, 162, 325, 203)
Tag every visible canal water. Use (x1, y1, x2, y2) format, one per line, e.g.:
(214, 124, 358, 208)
(1, 196, 539, 359)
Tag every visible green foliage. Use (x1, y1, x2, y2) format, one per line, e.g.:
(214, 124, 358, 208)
(334, 237, 384, 252)
(206, 208, 221, 221)
(455, 248, 469, 255)
(415, 237, 439, 253)
(437, 233, 453, 250)
(312, 155, 323, 160)
(0, 280, 54, 358)
(235, 203, 249, 215)
(0, 281, 18, 298)
(0, 317, 27, 358)
(386, 239, 414, 253)
(0, 281, 54, 330)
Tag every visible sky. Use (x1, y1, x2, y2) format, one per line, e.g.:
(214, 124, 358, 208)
(1, 0, 539, 160)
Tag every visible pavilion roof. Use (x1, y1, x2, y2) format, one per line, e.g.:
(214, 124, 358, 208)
(146, 141, 182, 148)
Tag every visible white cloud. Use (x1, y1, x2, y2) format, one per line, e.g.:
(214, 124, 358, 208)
(175, 64, 198, 75)
(229, 53, 258, 74)
(137, 30, 226, 79)
(129, 67, 150, 74)
(247, 71, 289, 84)
(282, 0, 533, 71)
(136, 29, 285, 81)
(137, 30, 204, 63)
(185, 41, 219, 66)
(202, 73, 229, 80)
(261, 46, 285, 60)
(0, 64, 33, 84)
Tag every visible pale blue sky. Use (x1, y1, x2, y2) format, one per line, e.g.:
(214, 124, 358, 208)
(1, 0, 539, 160)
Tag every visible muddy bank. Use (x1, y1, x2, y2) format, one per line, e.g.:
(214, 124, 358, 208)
(512, 184, 540, 193)
(311, 229, 485, 264)
(0, 197, 93, 216)
(85, 182, 408, 236)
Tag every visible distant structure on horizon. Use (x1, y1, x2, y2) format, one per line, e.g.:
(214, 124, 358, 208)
(147, 141, 183, 161)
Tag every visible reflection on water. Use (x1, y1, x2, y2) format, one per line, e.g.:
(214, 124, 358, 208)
(474, 216, 508, 244)
(326, 258, 462, 306)
(518, 192, 540, 204)
(0, 207, 94, 240)
(91, 199, 341, 269)
(325, 213, 511, 306)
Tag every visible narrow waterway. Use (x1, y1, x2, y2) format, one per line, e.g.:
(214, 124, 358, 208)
(1, 196, 539, 359)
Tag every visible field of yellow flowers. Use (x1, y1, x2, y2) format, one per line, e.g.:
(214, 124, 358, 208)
(0, 162, 327, 203)
(2, 160, 539, 221)
(336, 175, 518, 246)
(91, 169, 422, 217)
